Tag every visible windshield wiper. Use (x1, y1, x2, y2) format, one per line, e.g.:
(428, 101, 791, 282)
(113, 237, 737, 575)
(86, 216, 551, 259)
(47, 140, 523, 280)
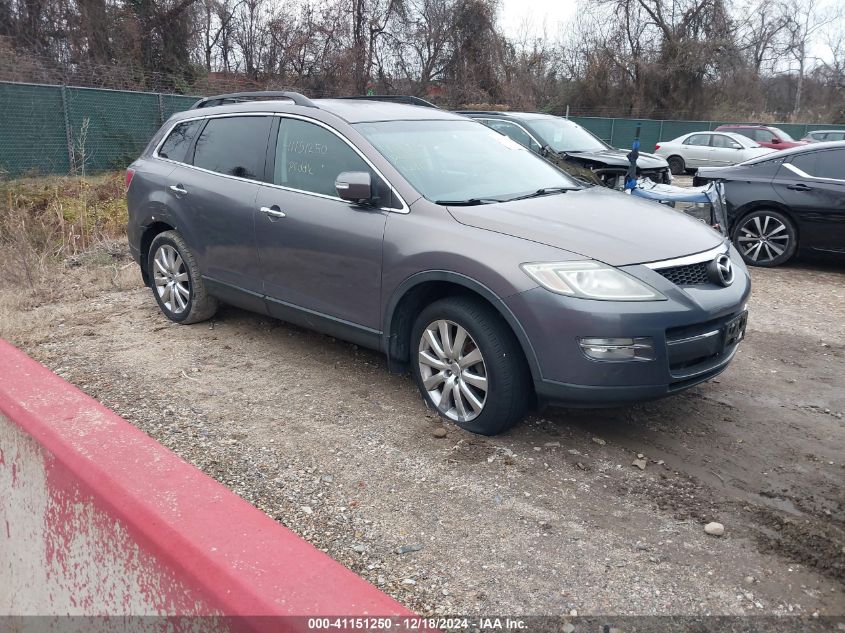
(506, 187, 577, 202)
(434, 198, 502, 206)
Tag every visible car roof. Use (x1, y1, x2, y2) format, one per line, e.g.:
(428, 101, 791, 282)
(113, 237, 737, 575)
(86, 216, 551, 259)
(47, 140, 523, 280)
(457, 111, 559, 121)
(679, 131, 761, 145)
(171, 98, 466, 124)
(315, 99, 461, 122)
(740, 139, 845, 163)
(715, 124, 773, 129)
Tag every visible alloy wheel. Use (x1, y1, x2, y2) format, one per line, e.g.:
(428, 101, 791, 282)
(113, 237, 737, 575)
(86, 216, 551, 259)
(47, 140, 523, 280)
(153, 244, 191, 314)
(417, 319, 488, 423)
(736, 214, 790, 264)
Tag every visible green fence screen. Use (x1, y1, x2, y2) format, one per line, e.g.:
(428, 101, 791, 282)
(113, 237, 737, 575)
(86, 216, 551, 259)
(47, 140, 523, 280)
(0, 82, 197, 177)
(1, 80, 844, 177)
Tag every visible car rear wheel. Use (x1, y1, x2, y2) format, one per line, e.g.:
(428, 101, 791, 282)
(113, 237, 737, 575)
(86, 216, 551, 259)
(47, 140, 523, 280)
(732, 209, 797, 267)
(148, 230, 218, 323)
(411, 296, 530, 436)
(667, 155, 686, 175)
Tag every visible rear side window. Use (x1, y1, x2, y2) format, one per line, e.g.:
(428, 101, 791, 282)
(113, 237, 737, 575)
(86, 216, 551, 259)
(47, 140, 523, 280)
(158, 120, 203, 163)
(827, 132, 845, 141)
(193, 116, 272, 180)
(685, 134, 710, 146)
(812, 150, 845, 180)
(788, 150, 845, 180)
(789, 152, 817, 175)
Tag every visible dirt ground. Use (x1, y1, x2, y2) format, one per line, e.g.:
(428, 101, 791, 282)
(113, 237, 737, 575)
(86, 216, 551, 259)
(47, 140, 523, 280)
(1, 245, 844, 619)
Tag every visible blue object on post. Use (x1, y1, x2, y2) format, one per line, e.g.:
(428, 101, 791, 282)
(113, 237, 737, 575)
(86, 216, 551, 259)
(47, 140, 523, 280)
(624, 123, 642, 191)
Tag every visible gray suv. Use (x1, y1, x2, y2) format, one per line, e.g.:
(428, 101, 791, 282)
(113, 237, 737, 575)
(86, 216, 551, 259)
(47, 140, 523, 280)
(126, 91, 750, 436)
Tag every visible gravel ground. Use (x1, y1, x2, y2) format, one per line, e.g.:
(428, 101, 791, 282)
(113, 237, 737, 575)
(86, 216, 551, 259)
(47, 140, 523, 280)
(2, 242, 844, 618)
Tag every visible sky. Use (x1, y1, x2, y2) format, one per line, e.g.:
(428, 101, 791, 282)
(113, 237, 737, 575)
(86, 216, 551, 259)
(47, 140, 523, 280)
(496, 0, 839, 65)
(497, 0, 579, 40)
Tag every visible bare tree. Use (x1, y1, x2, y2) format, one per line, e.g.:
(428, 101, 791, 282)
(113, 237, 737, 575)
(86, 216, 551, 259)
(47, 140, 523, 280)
(782, 0, 840, 115)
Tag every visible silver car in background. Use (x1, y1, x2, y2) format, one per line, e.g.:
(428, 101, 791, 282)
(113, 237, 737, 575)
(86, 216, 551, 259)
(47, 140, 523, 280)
(654, 131, 775, 174)
(800, 130, 845, 143)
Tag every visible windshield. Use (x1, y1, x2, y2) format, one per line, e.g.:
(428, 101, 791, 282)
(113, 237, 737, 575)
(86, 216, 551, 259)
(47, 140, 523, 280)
(731, 134, 761, 148)
(526, 117, 609, 153)
(770, 127, 795, 141)
(355, 119, 579, 202)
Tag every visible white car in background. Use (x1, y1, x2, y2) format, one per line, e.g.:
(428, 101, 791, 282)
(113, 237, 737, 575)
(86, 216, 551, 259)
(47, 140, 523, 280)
(654, 131, 775, 174)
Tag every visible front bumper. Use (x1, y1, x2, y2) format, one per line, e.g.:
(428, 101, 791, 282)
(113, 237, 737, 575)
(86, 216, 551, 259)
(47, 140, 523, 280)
(505, 251, 751, 407)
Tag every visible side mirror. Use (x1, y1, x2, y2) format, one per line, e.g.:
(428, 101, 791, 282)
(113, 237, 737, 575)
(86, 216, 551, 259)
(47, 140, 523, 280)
(771, 138, 780, 144)
(731, 143, 742, 149)
(335, 171, 372, 203)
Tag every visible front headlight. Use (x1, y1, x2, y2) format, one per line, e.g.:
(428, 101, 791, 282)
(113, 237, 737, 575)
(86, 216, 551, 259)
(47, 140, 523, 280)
(521, 261, 666, 301)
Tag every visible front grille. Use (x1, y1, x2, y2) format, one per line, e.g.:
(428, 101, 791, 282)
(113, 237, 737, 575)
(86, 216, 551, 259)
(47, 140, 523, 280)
(656, 261, 710, 286)
(665, 311, 744, 380)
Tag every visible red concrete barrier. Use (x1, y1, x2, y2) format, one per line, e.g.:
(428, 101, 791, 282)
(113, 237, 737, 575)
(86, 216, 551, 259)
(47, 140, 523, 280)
(0, 339, 412, 630)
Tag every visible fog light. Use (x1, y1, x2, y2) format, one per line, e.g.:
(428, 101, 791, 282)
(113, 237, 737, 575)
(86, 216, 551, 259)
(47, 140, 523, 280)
(579, 337, 654, 361)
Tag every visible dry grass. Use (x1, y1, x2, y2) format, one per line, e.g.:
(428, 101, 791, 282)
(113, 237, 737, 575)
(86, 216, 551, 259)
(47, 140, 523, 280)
(0, 172, 128, 288)
(0, 172, 141, 342)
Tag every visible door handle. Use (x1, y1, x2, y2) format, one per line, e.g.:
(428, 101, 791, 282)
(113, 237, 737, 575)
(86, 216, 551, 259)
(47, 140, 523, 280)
(169, 184, 188, 195)
(787, 183, 811, 191)
(260, 206, 287, 219)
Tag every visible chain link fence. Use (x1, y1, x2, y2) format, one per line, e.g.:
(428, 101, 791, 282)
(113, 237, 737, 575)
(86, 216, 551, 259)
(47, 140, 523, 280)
(2, 79, 845, 179)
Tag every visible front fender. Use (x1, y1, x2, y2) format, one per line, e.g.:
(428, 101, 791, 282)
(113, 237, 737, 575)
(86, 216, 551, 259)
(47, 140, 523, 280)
(382, 270, 543, 384)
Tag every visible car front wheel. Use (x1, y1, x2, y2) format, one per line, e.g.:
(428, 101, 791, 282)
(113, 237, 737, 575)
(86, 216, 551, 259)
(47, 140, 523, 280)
(732, 209, 797, 267)
(411, 296, 530, 436)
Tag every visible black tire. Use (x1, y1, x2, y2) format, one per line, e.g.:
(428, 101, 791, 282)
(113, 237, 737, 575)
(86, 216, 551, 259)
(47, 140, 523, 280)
(667, 155, 686, 175)
(410, 296, 530, 436)
(147, 230, 218, 323)
(731, 209, 797, 267)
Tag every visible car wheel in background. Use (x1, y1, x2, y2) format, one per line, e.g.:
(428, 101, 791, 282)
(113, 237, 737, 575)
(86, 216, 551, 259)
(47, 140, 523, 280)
(411, 296, 530, 436)
(732, 209, 797, 267)
(667, 155, 686, 175)
(148, 230, 218, 323)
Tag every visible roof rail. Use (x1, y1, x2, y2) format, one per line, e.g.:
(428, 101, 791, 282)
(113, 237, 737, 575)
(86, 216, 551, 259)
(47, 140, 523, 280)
(335, 95, 439, 109)
(191, 91, 317, 109)
(455, 110, 509, 115)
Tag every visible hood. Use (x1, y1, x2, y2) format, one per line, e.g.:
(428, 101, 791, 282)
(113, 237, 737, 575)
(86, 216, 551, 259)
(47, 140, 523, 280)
(562, 149, 668, 170)
(446, 187, 724, 267)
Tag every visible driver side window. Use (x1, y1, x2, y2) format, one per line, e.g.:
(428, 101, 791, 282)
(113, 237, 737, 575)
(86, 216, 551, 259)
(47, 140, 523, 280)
(273, 118, 398, 208)
(712, 135, 740, 148)
(274, 118, 369, 197)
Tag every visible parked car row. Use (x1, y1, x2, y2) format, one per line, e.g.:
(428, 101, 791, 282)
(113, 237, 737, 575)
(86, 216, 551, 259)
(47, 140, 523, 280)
(126, 92, 752, 435)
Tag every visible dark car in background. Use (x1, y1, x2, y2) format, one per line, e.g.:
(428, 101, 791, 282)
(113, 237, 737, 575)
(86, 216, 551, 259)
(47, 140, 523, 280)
(713, 124, 808, 150)
(694, 141, 845, 267)
(459, 111, 672, 188)
(126, 92, 749, 436)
